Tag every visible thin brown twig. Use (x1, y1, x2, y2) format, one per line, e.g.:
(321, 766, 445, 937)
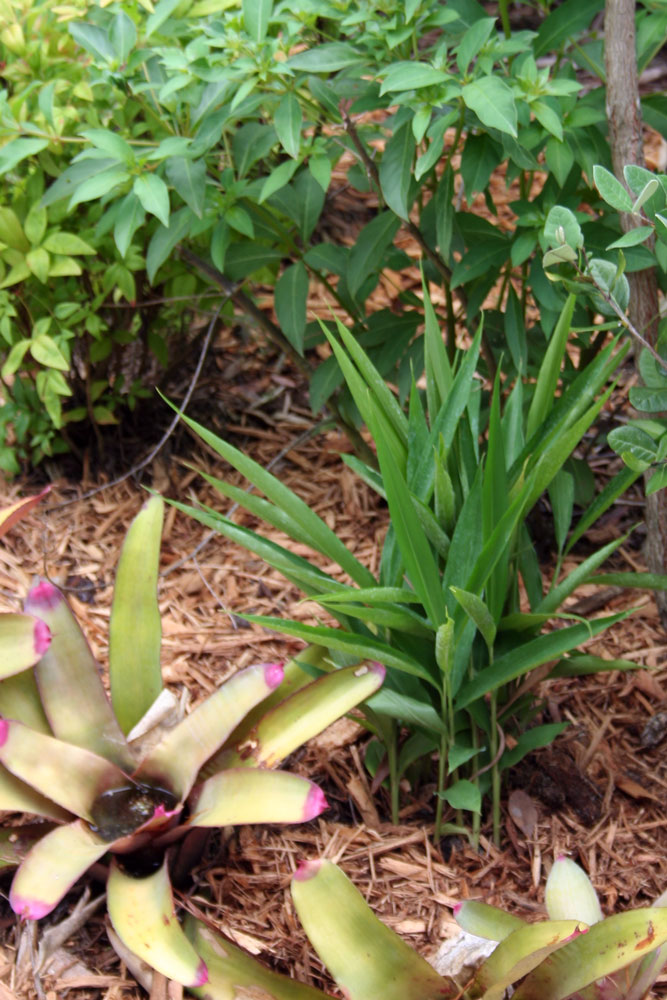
(44, 301, 225, 512)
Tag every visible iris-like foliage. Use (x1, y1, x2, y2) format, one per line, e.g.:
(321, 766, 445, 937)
(0, 495, 385, 987)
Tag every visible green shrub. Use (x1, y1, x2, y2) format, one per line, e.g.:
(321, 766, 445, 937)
(3, 0, 666, 469)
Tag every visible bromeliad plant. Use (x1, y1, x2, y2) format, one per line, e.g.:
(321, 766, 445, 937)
(171, 288, 661, 844)
(0, 494, 384, 988)
(165, 855, 667, 1000)
(285, 856, 667, 1000)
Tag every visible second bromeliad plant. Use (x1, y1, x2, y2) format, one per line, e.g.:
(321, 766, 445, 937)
(174, 288, 663, 843)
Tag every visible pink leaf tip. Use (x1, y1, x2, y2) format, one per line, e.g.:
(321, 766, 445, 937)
(453, 902, 462, 915)
(263, 662, 284, 689)
(193, 959, 209, 987)
(556, 854, 567, 863)
(33, 619, 51, 656)
(0, 719, 8, 747)
(293, 859, 321, 882)
(303, 785, 328, 821)
(10, 891, 54, 920)
(26, 580, 62, 611)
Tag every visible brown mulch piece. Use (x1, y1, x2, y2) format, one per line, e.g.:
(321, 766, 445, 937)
(1, 397, 667, 998)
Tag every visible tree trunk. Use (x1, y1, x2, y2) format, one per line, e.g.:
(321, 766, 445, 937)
(605, 0, 667, 628)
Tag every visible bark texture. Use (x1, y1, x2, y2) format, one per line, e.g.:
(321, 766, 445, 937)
(605, 0, 667, 628)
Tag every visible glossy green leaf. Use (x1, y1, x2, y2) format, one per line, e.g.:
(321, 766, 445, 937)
(292, 860, 457, 1000)
(275, 262, 308, 354)
(593, 165, 633, 213)
(243, 0, 271, 41)
(455, 611, 632, 708)
(165, 157, 206, 218)
(379, 121, 415, 221)
(133, 174, 170, 228)
(526, 295, 575, 440)
(0, 719, 129, 821)
(69, 168, 130, 208)
(214, 661, 384, 770)
(25, 581, 133, 768)
(108, 859, 208, 988)
(10, 820, 107, 919)
(462, 77, 517, 137)
(189, 768, 327, 826)
(380, 62, 449, 95)
(450, 588, 496, 658)
(109, 496, 163, 735)
(136, 661, 285, 799)
(439, 779, 481, 813)
(186, 917, 333, 1000)
(41, 231, 96, 255)
(286, 42, 363, 72)
(275, 92, 302, 158)
(608, 425, 657, 471)
(347, 211, 400, 298)
(114, 192, 145, 257)
(177, 411, 375, 588)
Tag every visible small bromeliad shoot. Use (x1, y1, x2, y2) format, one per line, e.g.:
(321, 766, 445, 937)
(0, 491, 384, 988)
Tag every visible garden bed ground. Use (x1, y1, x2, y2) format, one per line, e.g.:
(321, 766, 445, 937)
(2, 99, 667, 1000)
(1, 379, 667, 998)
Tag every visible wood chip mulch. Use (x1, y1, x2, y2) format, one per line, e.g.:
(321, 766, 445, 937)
(1, 397, 666, 998)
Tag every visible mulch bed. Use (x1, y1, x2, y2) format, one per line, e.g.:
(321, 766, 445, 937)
(1, 102, 667, 1000)
(1, 390, 667, 997)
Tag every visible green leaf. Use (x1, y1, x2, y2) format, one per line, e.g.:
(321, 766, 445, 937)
(175, 409, 376, 588)
(512, 909, 667, 1000)
(113, 193, 145, 258)
(379, 62, 449, 95)
(133, 174, 170, 228)
(137, 661, 285, 799)
(26, 248, 50, 284)
(534, 0, 603, 57)
(41, 232, 96, 255)
(109, 496, 163, 735)
(68, 20, 116, 61)
(545, 857, 602, 925)
(347, 211, 400, 298)
(275, 93, 302, 159)
(275, 262, 309, 355)
(0, 138, 48, 175)
(24, 581, 133, 769)
(532, 99, 563, 141)
(439, 779, 481, 813)
(462, 77, 517, 137)
(110, 10, 136, 62)
(526, 295, 575, 440)
(80, 128, 134, 166)
(455, 611, 632, 708)
(545, 137, 574, 188)
(379, 122, 415, 221)
(606, 226, 653, 250)
(548, 468, 574, 553)
(0, 613, 51, 678)
(30, 333, 69, 370)
(259, 159, 300, 203)
(24, 204, 47, 246)
(607, 425, 658, 470)
(243, 0, 272, 41)
(165, 157, 206, 217)
(190, 767, 326, 827)
(10, 821, 108, 920)
(450, 587, 496, 659)
(544, 206, 583, 250)
(476, 919, 586, 998)
(292, 861, 455, 1000)
(593, 164, 633, 213)
(146, 208, 192, 283)
(455, 902, 526, 942)
(435, 167, 454, 262)
(286, 42, 363, 72)
(186, 918, 330, 1000)
(214, 662, 386, 771)
(0, 207, 28, 251)
(69, 167, 130, 208)
(108, 860, 208, 989)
